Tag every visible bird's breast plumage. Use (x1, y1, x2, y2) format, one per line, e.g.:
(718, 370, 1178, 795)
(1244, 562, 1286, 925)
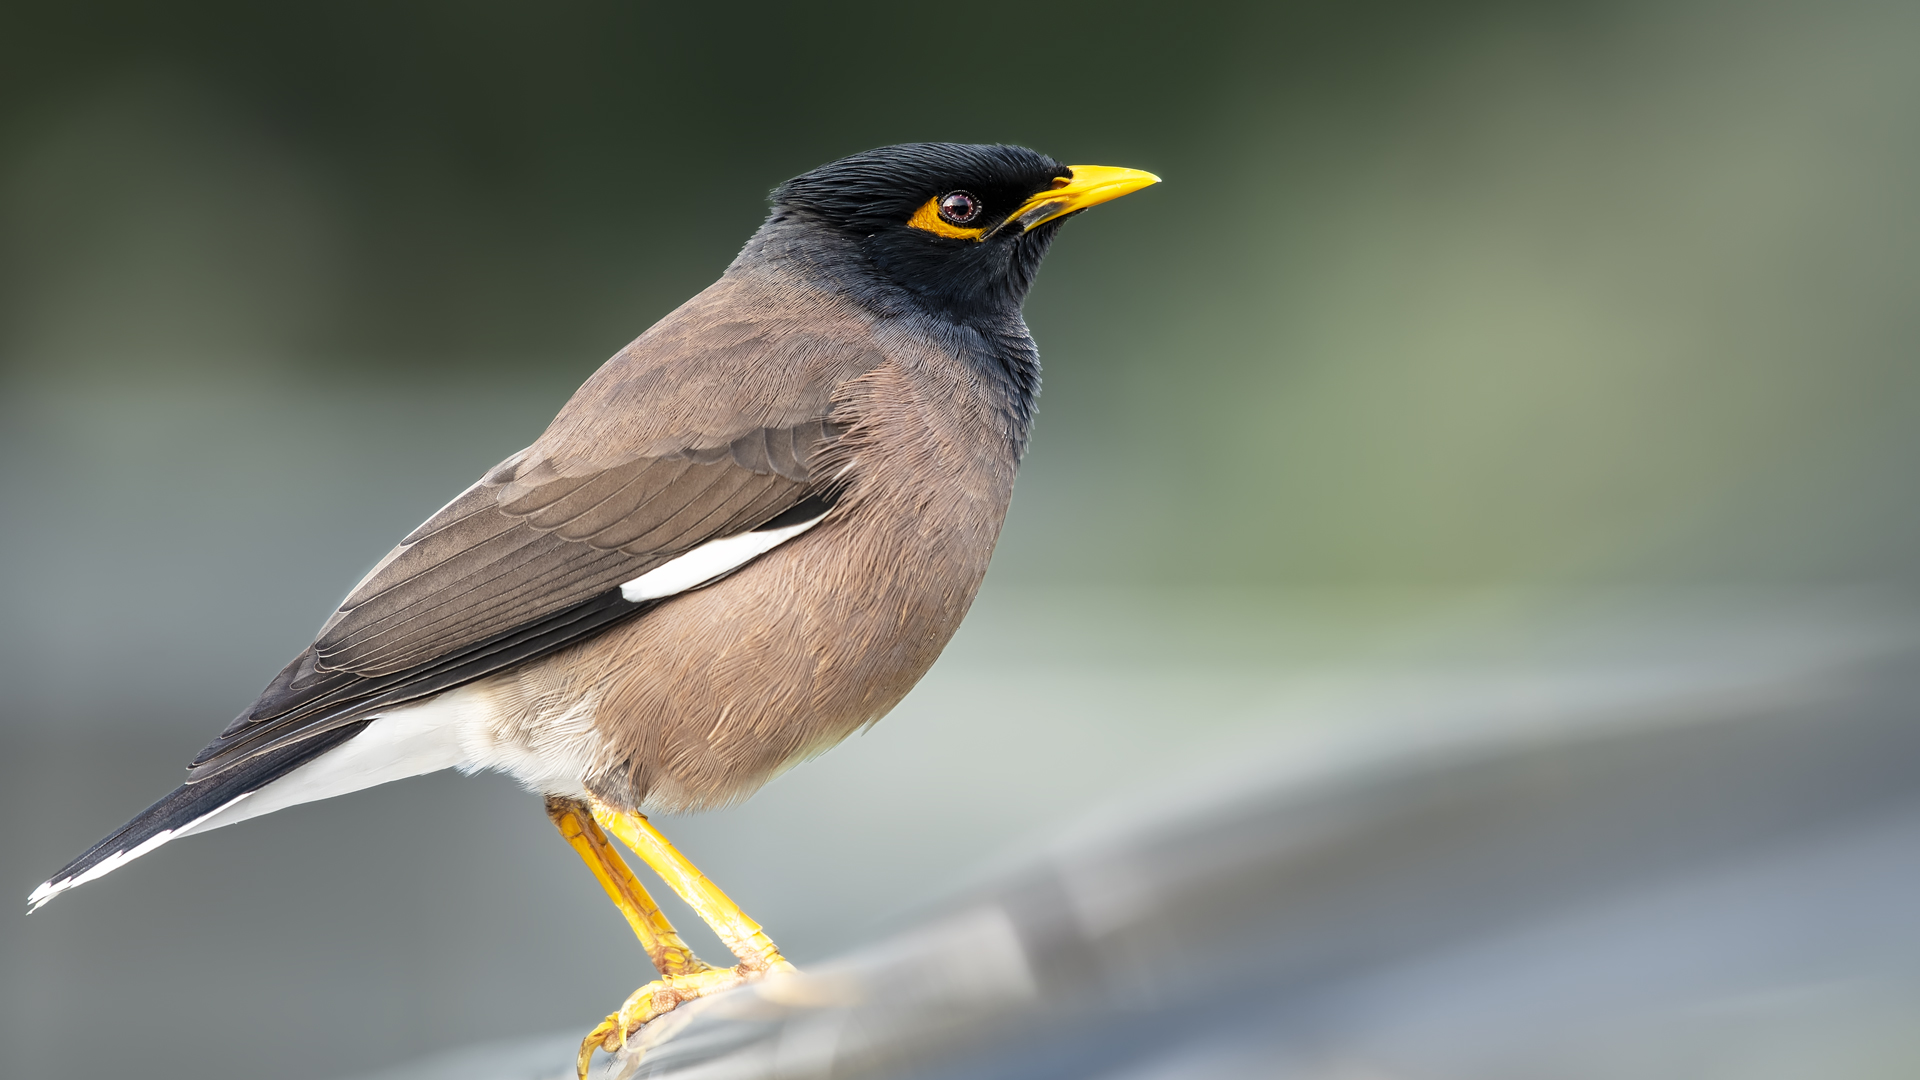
(478, 257, 1029, 813)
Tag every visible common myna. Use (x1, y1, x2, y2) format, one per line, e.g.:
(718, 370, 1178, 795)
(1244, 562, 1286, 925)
(29, 142, 1158, 1073)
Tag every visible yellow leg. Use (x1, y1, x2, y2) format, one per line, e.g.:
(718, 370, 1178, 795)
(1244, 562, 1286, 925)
(553, 797, 795, 1078)
(544, 796, 707, 978)
(590, 800, 793, 975)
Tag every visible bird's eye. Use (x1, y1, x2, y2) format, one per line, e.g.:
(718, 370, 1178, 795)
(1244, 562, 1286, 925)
(938, 191, 982, 224)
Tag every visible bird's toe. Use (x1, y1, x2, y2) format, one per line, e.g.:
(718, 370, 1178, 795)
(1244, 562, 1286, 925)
(577, 962, 788, 1078)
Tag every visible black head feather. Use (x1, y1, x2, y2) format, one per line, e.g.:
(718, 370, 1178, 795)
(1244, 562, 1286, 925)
(769, 143, 1072, 324)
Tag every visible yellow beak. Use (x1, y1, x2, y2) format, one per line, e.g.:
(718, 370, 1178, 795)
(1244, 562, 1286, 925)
(996, 164, 1162, 234)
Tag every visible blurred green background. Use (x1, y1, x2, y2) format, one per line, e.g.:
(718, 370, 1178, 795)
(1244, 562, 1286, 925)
(3, 1, 1918, 1078)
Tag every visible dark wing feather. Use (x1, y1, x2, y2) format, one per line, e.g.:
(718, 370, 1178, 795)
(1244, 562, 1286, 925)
(190, 419, 845, 780)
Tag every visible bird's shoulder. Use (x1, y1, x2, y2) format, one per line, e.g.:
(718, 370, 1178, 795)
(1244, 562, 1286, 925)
(316, 267, 893, 661)
(534, 266, 892, 464)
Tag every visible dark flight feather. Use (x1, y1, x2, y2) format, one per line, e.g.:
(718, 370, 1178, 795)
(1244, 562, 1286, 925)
(31, 722, 371, 909)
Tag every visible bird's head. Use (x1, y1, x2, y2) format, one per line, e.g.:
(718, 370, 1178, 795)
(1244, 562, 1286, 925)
(767, 142, 1159, 324)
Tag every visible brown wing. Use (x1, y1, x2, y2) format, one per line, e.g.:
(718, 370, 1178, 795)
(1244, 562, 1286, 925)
(315, 420, 834, 679)
(188, 422, 843, 779)
(190, 268, 888, 780)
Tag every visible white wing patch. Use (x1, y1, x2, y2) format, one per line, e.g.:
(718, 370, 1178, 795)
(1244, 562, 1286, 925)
(620, 512, 829, 602)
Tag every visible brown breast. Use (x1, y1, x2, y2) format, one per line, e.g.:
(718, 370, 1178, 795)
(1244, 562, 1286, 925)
(516, 268, 1025, 814)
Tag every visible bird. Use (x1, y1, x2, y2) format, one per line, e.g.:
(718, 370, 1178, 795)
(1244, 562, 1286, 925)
(27, 142, 1159, 1076)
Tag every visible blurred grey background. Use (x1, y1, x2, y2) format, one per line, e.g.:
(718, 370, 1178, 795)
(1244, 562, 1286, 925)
(2, 1, 1918, 1078)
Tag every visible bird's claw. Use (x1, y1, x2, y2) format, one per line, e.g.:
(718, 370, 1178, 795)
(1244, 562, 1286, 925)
(575, 960, 791, 1078)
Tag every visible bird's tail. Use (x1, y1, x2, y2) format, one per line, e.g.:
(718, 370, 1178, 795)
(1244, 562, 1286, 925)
(27, 722, 369, 912)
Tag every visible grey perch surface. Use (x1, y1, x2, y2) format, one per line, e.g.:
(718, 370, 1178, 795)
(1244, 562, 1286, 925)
(353, 645, 1920, 1080)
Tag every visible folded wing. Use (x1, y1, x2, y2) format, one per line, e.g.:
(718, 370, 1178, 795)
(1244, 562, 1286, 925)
(191, 420, 847, 780)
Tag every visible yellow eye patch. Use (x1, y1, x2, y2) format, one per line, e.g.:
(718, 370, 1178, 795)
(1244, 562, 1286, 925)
(906, 196, 985, 241)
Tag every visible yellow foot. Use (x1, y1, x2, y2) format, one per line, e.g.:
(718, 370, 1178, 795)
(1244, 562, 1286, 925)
(576, 958, 797, 1078)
